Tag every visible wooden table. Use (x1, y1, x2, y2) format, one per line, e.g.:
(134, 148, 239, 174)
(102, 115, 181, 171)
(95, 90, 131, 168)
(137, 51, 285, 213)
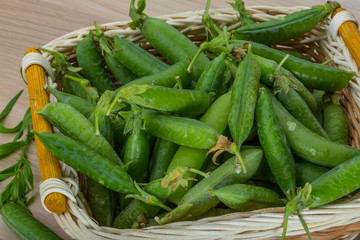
(0, 0, 359, 239)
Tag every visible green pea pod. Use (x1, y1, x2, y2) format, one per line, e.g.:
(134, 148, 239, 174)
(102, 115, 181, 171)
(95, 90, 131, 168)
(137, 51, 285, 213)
(149, 139, 179, 181)
(124, 129, 150, 183)
(254, 55, 317, 113)
(45, 85, 96, 118)
(323, 102, 349, 144)
(76, 31, 116, 93)
(228, 45, 260, 149)
(312, 89, 325, 125)
(195, 52, 226, 94)
(62, 72, 99, 104)
(116, 84, 214, 116)
(267, 88, 360, 167)
(209, 184, 284, 211)
(94, 21, 137, 85)
(112, 179, 171, 229)
(36, 102, 123, 166)
(280, 50, 310, 61)
(231, 2, 339, 45)
(295, 158, 329, 187)
(256, 88, 296, 199)
(0, 203, 62, 240)
(33, 131, 137, 194)
(158, 149, 263, 224)
(111, 115, 126, 146)
(277, 88, 328, 138)
(87, 178, 116, 226)
(112, 34, 168, 77)
(165, 92, 233, 203)
(231, 40, 355, 91)
(129, 0, 210, 80)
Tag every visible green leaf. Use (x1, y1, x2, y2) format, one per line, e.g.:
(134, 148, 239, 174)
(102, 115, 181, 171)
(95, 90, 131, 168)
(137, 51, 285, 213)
(0, 120, 23, 133)
(0, 141, 24, 158)
(12, 175, 20, 203)
(0, 90, 23, 121)
(23, 161, 34, 191)
(13, 108, 32, 142)
(0, 181, 13, 208)
(0, 172, 16, 181)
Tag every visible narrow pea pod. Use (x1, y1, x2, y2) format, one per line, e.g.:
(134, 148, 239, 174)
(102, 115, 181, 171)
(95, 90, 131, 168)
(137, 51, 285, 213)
(295, 158, 329, 187)
(165, 92, 233, 203)
(45, 85, 96, 118)
(129, 0, 210, 80)
(323, 102, 349, 144)
(267, 88, 360, 167)
(254, 55, 317, 113)
(149, 139, 179, 181)
(116, 84, 214, 116)
(112, 179, 171, 229)
(0, 203, 62, 240)
(123, 128, 150, 183)
(232, 2, 339, 45)
(76, 31, 116, 93)
(277, 88, 328, 138)
(159, 149, 263, 224)
(256, 88, 296, 199)
(112, 34, 168, 77)
(209, 184, 284, 211)
(33, 131, 137, 194)
(36, 102, 123, 166)
(86, 178, 116, 226)
(94, 22, 137, 85)
(231, 40, 355, 91)
(195, 52, 226, 94)
(228, 45, 261, 149)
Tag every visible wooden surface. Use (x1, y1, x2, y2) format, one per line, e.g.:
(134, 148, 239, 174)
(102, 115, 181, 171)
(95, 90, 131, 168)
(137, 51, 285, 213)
(0, 0, 359, 239)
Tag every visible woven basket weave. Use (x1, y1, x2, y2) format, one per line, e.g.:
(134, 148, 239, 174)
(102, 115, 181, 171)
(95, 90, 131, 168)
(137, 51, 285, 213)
(36, 6, 360, 240)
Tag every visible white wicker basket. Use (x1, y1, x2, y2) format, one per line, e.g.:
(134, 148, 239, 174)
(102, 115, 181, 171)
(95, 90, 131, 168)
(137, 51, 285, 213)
(25, 5, 360, 240)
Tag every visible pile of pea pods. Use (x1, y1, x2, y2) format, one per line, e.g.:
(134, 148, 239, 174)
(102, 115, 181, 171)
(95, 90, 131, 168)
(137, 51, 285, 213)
(34, 0, 360, 238)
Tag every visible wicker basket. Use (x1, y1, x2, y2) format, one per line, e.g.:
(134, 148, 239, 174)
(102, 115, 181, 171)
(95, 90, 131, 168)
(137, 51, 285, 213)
(28, 5, 360, 240)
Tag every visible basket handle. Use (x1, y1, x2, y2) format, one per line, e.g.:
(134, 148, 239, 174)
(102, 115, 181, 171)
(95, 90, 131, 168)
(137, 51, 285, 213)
(24, 48, 67, 214)
(331, 8, 360, 69)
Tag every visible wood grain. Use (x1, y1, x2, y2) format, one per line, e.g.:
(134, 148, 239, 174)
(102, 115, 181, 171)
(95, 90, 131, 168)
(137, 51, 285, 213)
(0, 0, 359, 239)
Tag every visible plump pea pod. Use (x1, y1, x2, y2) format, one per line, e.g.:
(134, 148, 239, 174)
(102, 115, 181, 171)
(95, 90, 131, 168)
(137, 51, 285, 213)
(115, 84, 214, 116)
(209, 184, 284, 211)
(280, 50, 310, 61)
(149, 139, 179, 181)
(112, 34, 168, 77)
(123, 129, 150, 183)
(87, 178, 116, 226)
(253, 55, 317, 113)
(231, 40, 355, 91)
(277, 88, 328, 138)
(159, 149, 263, 224)
(76, 31, 116, 93)
(45, 85, 96, 118)
(94, 22, 137, 85)
(312, 89, 325, 125)
(267, 88, 360, 167)
(256, 88, 296, 199)
(323, 102, 349, 144)
(295, 158, 329, 187)
(0, 203, 62, 240)
(129, 0, 210, 80)
(283, 154, 360, 239)
(229, 45, 260, 149)
(87, 91, 117, 226)
(232, 2, 338, 45)
(36, 102, 123, 166)
(195, 52, 226, 94)
(33, 131, 137, 194)
(112, 179, 171, 229)
(165, 92, 234, 203)
(62, 72, 99, 104)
